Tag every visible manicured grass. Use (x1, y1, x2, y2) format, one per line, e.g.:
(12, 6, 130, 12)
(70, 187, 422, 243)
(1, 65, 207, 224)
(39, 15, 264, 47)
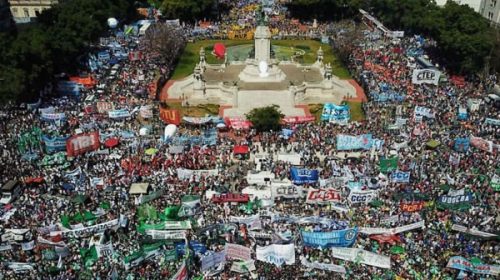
(171, 39, 351, 80)
(308, 101, 366, 123)
(163, 101, 220, 117)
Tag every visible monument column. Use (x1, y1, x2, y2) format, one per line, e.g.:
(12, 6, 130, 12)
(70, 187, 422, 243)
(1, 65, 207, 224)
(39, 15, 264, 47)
(254, 25, 271, 63)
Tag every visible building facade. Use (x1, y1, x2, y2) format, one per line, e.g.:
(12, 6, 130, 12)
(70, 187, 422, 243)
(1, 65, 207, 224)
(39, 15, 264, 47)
(435, 0, 482, 12)
(8, 0, 59, 23)
(480, 0, 500, 26)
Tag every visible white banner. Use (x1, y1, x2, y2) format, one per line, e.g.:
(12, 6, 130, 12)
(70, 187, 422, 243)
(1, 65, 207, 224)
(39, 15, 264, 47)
(301, 257, 346, 274)
(277, 153, 301, 165)
(146, 230, 186, 240)
(229, 214, 262, 230)
(96, 243, 114, 258)
(331, 247, 391, 269)
(176, 168, 219, 181)
(306, 188, 341, 204)
(21, 240, 35, 251)
(225, 243, 252, 261)
(271, 184, 304, 199)
(360, 220, 425, 235)
(0, 244, 12, 251)
(37, 235, 67, 247)
(411, 69, 441, 85)
(53, 219, 119, 238)
(6, 262, 35, 273)
(347, 190, 377, 204)
(451, 224, 498, 238)
(256, 244, 295, 266)
(108, 109, 131, 119)
(201, 251, 227, 272)
(139, 105, 153, 119)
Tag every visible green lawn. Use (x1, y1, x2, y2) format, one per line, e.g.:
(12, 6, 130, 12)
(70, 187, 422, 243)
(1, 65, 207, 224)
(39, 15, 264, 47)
(162, 101, 220, 117)
(171, 39, 351, 80)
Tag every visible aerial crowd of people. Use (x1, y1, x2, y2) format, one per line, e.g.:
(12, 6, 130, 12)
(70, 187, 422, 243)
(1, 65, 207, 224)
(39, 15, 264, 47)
(0, 0, 499, 280)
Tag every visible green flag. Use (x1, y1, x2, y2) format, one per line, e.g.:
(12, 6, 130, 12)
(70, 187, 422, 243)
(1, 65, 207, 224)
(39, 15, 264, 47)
(390, 245, 405, 254)
(80, 246, 98, 267)
(100, 201, 111, 210)
(379, 157, 398, 173)
(490, 175, 500, 192)
(61, 215, 71, 229)
(84, 211, 97, 222)
(162, 206, 180, 221)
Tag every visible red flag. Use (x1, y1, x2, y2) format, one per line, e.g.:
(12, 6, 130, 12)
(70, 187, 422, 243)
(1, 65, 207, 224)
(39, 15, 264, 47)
(370, 234, 401, 245)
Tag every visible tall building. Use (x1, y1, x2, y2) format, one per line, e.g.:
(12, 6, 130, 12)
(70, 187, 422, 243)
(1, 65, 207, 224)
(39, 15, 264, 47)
(480, 0, 500, 26)
(0, 0, 14, 31)
(8, 0, 60, 23)
(435, 0, 482, 12)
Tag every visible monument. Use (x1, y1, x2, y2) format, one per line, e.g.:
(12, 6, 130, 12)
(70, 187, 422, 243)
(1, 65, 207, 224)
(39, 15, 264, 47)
(167, 9, 357, 118)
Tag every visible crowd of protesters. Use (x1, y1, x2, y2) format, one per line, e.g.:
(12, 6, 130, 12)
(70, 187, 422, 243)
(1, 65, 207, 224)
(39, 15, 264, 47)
(0, 1, 499, 280)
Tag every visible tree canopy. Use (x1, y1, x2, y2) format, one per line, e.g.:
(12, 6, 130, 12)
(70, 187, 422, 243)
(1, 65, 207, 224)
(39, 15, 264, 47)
(246, 105, 284, 132)
(0, 0, 137, 103)
(287, 0, 499, 75)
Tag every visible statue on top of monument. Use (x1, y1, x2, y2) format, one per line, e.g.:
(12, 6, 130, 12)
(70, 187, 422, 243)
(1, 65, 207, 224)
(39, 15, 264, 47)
(256, 5, 268, 26)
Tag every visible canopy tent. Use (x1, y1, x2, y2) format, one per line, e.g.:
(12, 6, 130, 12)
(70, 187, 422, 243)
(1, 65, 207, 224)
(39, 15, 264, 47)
(213, 43, 226, 59)
(129, 183, 150, 194)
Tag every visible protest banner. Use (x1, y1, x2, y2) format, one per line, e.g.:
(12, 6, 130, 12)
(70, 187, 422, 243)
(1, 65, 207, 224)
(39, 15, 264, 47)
(360, 221, 425, 235)
(336, 134, 372, 150)
(159, 107, 181, 125)
(485, 118, 500, 126)
(0, 244, 12, 251)
(201, 251, 226, 272)
(379, 157, 398, 173)
(414, 106, 434, 118)
(301, 227, 358, 248)
(225, 243, 252, 261)
(139, 105, 153, 119)
(321, 103, 350, 125)
(411, 69, 440, 85)
(6, 262, 35, 273)
(230, 260, 256, 273)
(54, 219, 119, 238)
(347, 190, 377, 204)
(21, 240, 35, 251)
(146, 230, 187, 240)
(331, 248, 391, 269)
(95, 243, 114, 258)
(41, 112, 66, 122)
(306, 188, 341, 204)
(96, 102, 114, 114)
(256, 244, 295, 266)
(163, 221, 192, 230)
(271, 184, 304, 199)
(139, 189, 165, 205)
(491, 175, 500, 192)
(390, 171, 410, 183)
(290, 167, 319, 184)
(212, 193, 249, 203)
(451, 224, 498, 238)
(176, 168, 219, 181)
(229, 214, 262, 230)
(42, 135, 69, 153)
(171, 260, 188, 280)
(454, 137, 470, 152)
(301, 257, 346, 273)
(108, 109, 131, 119)
(437, 193, 473, 211)
(281, 115, 315, 124)
(66, 132, 100, 157)
(400, 201, 424, 212)
(175, 241, 206, 256)
(470, 136, 494, 153)
(447, 256, 499, 276)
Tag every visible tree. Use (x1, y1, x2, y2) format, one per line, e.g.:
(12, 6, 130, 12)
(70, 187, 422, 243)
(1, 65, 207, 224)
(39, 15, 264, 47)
(159, 0, 217, 21)
(142, 23, 186, 77)
(246, 105, 284, 132)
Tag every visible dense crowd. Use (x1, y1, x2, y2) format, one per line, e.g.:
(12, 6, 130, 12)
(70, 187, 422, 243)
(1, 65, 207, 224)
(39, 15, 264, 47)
(0, 1, 499, 280)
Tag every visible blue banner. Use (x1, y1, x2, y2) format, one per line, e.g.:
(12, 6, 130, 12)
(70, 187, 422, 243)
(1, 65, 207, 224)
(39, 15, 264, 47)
(290, 167, 319, 185)
(40, 112, 66, 123)
(370, 91, 405, 103)
(321, 103, 350, 124)
(336, 134, 372, 150)
(108, 109, 131, 119)
(301, 227, 358, 248)
(454, 138, 470, 152)
(457, 107, 468, 120)
(42, 135, 69, 153)
(175, 241, 207, 256)
(390, 171, 410, 183)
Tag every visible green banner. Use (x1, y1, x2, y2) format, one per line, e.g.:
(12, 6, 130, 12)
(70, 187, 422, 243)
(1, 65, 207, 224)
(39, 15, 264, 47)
(379, 157, 398, 173)
(140, 189, 165, 205)
(80, 246, 98, 267)
(137, 204, 159, 222)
